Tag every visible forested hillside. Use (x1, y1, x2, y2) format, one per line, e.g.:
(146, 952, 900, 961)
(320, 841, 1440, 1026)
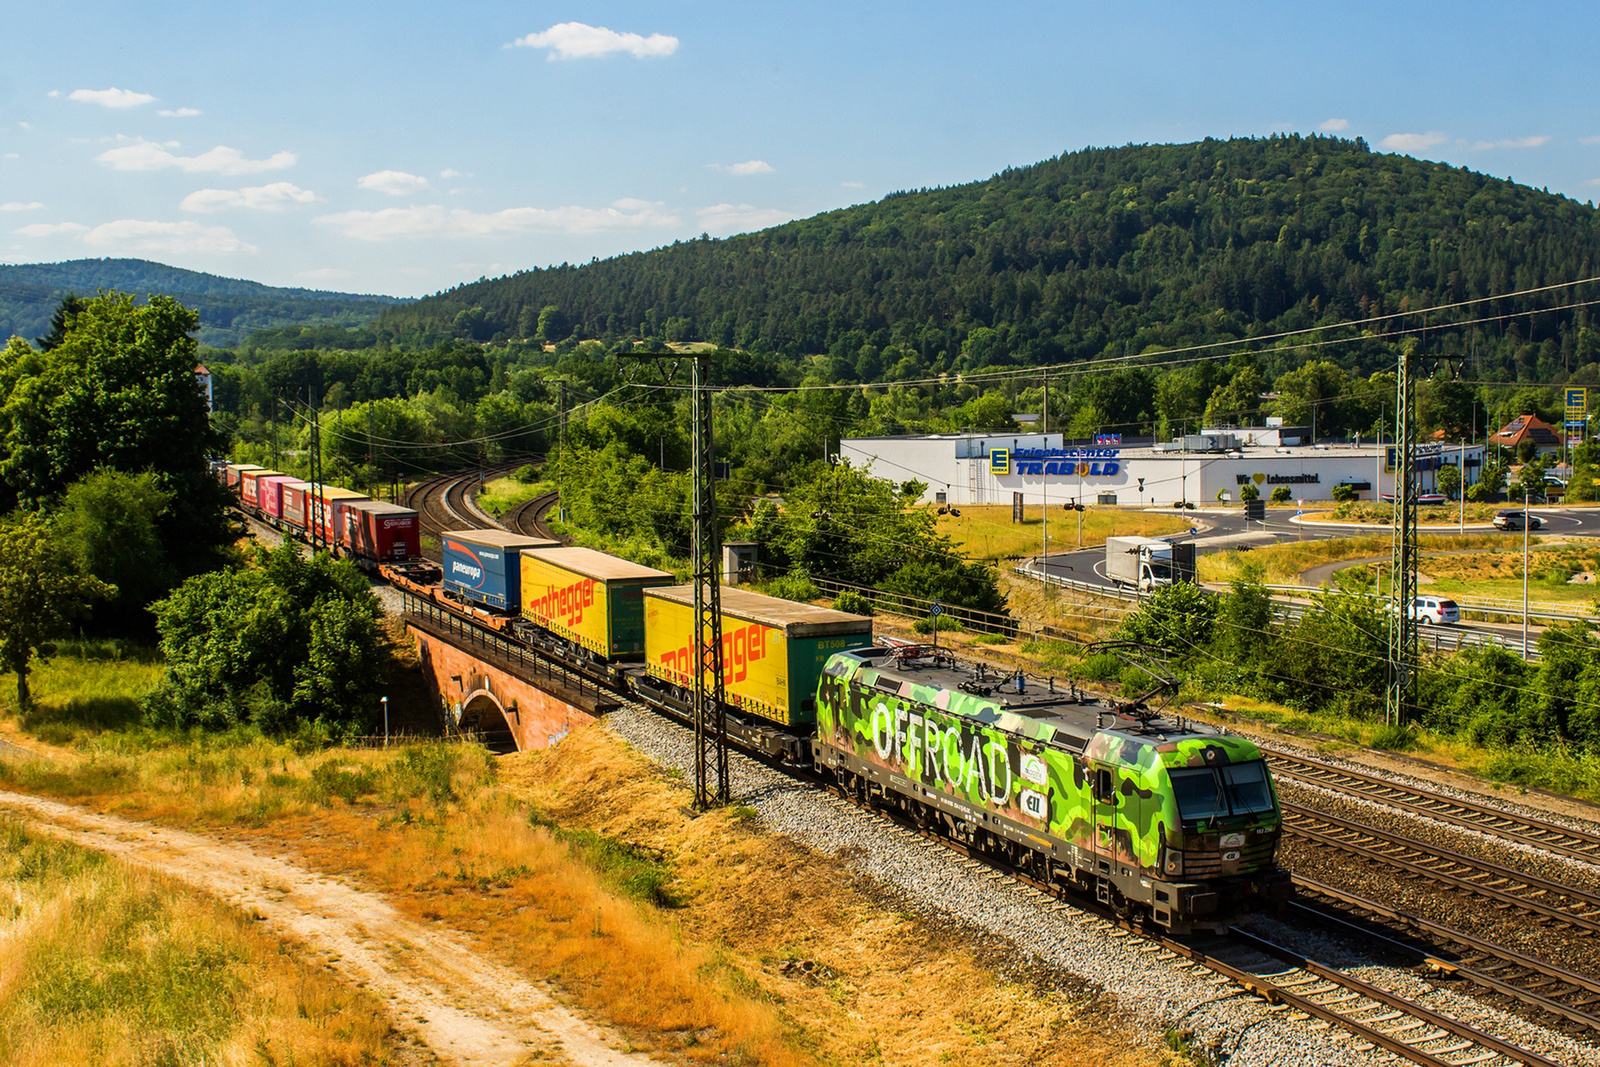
(0, 259, 405, 348)
(380, 135, 1600, 382)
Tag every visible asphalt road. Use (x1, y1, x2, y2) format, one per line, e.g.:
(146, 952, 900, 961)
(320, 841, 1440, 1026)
(1037, 505, 1600, 592)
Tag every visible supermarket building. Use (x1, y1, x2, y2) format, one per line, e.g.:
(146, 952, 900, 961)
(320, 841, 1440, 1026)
(839, 428, 1485, 507)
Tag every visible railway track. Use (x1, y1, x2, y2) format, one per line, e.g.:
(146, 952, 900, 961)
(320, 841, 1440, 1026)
(404, 467, 520, 556)
(832, 781, 1565, 1067)
(503, 490, 560, 541)
(1267, 746, 1600, 869)
(1282, 803, 1600, 936)
(1293, 875, 1600, 1034)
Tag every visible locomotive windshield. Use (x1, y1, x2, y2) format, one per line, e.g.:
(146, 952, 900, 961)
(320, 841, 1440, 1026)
(1169, 760, 1275, 821)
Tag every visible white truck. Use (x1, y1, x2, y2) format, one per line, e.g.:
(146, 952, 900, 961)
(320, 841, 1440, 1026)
(1105, 536, 1182, 591)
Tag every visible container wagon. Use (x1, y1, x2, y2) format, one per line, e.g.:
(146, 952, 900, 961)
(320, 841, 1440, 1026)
(255, 474, 300, 522)
(341, 501, 420, 562)
(279, 480, 313, 531)
(441, 529, 560, 612)
(225, 463, 265, 489)
(310, 486, 368, 545)
(518, 547, 673, 659)
(643, 586, 873, 729)
(812, 646, 1289, 933)
(239, 469, 282, 509)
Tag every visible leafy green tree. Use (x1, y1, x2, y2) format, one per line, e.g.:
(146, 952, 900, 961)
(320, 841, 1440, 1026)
(1436, 464, 1462, 501)
(1420, 377, 1476, 441)
(1238, 482, 1260, 501)
(1469, 462, 1507, 503)
(535, 305, 569, 342)
(1119, 582, 1217, 655)
(1203, 364, 1267, 426)
(0, 293, 229, 566)
(1514, 462, 1547, 502)
(1270, 592, 1389, 718)
(1270, 485, 1292, 503)
(1271, 361, 1347, 438)
(53, 469, 175, 629)
(0, 513, 114, 708)
(145, 541, 385, 732)
(1330, 483, 1358, 503)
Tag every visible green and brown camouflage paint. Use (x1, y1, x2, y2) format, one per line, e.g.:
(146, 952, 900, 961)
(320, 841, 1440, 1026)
(815, 651, 1282, 902)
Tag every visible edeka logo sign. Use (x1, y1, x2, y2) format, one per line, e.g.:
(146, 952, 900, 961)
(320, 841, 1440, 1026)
(1009, 447, 1121, 477)
(990, 447, 1010, 475)
(527, 577, 596, 627)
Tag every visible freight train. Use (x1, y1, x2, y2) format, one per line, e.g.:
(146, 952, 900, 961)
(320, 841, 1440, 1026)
(214, 462, 1288, 932)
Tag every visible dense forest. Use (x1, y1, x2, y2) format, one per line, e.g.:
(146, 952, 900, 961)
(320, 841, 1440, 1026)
(378, 136, 1600, 384)
(0, 259, 406, 348)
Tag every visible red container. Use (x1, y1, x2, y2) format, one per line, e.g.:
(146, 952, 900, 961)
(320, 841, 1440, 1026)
(255, 475, 299, 520)
(225, 463, 264, 489)
(239, 469, 281, 508)
(341, 501, 420, 561)
(311, 487, 368, 545)
(279, 480, 312, 530)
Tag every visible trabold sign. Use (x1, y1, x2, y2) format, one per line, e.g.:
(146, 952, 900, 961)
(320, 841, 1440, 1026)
(1010, 447, 1121, 477)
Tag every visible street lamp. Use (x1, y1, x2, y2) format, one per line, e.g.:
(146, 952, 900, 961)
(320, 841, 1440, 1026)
(381, 696, 389, 749)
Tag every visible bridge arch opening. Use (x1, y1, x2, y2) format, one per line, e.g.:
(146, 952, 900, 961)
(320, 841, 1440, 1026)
(459, 689, 518, 753)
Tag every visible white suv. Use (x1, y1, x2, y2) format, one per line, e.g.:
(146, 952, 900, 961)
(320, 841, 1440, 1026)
(1396, 596, 1460, 626)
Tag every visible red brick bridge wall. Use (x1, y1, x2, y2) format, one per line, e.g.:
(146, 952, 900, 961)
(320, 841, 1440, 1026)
(408, 623, 596, 751)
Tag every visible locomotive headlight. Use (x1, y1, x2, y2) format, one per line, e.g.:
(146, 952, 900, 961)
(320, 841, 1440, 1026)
(1164, 848, 1183, 876)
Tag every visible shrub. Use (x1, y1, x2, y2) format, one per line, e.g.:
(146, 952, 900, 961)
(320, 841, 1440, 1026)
(911, 615, 965, 635)
(1330, 483, 1358, 504)
(831, 588, 874, 616)
(1270, 485, 1292, 503)
(1238, 482, 1260, 501)
(513, 464, 538, 484)
(763, 572, 819, 602)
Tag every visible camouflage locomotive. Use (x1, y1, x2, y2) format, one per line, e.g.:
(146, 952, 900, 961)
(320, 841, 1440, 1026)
(811, 644, 1289, 933)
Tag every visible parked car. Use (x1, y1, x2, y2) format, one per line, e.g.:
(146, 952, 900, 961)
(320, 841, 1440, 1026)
(1388, 596, 1461, 626)
(1493, 509, 1543, 531)
(1417, 493, 1448, 505)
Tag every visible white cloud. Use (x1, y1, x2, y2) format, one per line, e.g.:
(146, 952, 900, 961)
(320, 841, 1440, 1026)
(16, 218, 253, 253)
(3, 154, 18, 160)
(15, 222, 89, 237)
(180, 182, 317, 213)
(296, 267, 351, 281)
(712, 159, 775, 176)
(508, 22, 678, 60)
(696, 203, 794, 234)
(841, 181, 865, 189)
(440, 168, 472, 179)
(314, 199, 679, 241)
(69, 87, 156, 109)
(1469, 135, 1549, 150)
(158, 107, 202, 118)
(17, 122, 31, 132)
(1, 202, 45, 212)
(98, 140, 296, 175)
(1380, 131, 1448, 152)
(1582, 136, 1600, 146)
(82, 219, 254, 254)
(47, 90, 59, 98)
(1318, 118, 1350, 132)
(358, 170, 431, 196)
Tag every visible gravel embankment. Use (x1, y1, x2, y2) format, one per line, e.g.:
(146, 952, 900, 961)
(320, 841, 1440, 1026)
(607, 706, 1377, 1067)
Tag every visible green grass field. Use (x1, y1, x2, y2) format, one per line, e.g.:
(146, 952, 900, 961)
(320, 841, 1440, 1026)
(476, 475, 556, 517)
(936, 504, 1190, 561)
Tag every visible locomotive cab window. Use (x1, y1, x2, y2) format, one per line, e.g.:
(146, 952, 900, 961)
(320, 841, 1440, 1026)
(1093, 768, 1116, 802)
(1169, 760, 1274, 822)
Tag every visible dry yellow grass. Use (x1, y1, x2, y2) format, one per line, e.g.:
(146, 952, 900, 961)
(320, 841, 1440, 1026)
(0, 817, 393, 1067)
(1198, 533, 1516, 585)
(934, 504, 1190, 560)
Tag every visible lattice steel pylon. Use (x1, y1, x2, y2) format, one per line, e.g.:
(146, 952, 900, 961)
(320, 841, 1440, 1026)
(1386, 338, 1420, 726)
(689, 354, 730, 807)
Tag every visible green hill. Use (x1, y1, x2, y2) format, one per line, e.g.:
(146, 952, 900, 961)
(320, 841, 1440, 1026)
(379, 135, 1600, 380)
(0, 259, 406, 348)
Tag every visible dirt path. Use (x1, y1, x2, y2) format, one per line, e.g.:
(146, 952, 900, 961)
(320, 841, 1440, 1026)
(0, 789, 652, 1067)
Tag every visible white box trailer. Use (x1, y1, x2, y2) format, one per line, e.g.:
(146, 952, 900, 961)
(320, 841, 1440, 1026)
(1105, 536, 1181, 591)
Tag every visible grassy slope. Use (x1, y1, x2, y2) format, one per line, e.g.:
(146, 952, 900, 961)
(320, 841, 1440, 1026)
(0, 642, 1179, 1067)
(934, 504, 1190, 560)
(0, 818, 393, 1065)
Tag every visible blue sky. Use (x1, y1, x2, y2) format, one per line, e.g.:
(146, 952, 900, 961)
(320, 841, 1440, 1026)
(3, 1, 1598, 297)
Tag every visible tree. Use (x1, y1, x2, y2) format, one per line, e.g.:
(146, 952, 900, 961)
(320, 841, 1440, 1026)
(1330, 483, 1358, 503)
(1436, 464, 1462, 501)
(1270, 485, 1292, 503)
(145, 540, 385, 732)
(34, 294, 85, 351)
(1419, 377, 1476, 441)
(1120, 582, 1217, 655)
(1203, 364, 1267, 426)
(53, 469, 175, 629)
(1514, 462, 1547, 502)
(0, 292, 229, 568)
(535, 305, 569, 343)
(1469, 462, 1507, 503)
(0, 513, 114, 708)
(1238, 482, 1260, 501)
(1271, 361, 1347, 438)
